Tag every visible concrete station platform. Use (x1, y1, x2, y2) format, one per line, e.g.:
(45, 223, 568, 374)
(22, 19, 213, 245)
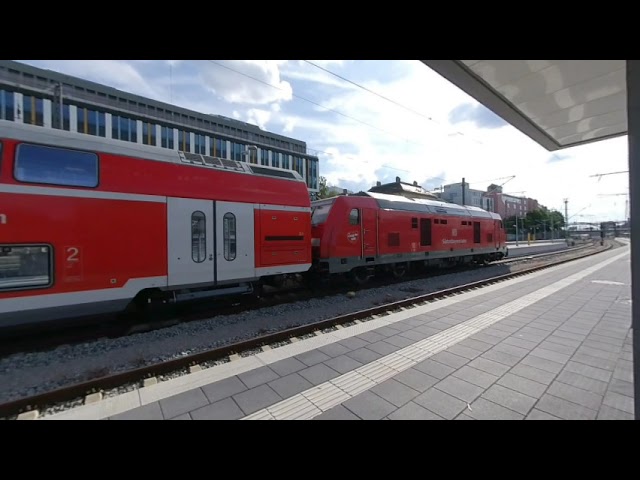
(45, 240, 633, 420)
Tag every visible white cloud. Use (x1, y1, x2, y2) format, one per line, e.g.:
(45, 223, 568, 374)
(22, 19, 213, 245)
(246, 108, 271, 130)
(306, 60, 349, 68)
(283, 117, 297, 133)
(199, 60, 292, 105)
(17, 59, 628, 222)
(280, 66, 358, 90)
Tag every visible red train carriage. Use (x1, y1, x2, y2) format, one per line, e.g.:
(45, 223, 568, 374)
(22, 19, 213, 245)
(311, 191, 507, 282)
(0, 120, 311, 328)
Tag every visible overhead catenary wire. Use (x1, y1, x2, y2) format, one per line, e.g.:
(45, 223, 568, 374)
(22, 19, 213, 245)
(303, 60, 483, 146)
(203, 60, 562, 184)
(206, 60, 432, 152)
(302, 60, 572, 164)
(205, 60, 501, 178)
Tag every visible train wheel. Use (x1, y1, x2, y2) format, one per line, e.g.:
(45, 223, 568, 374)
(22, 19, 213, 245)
(349, 267, 370, 286)
(392, 263, 408, 279)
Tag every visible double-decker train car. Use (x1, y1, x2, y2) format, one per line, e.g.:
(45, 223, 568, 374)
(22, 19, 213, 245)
(311, 191, 507, 283)
(0, 120, 312, 328)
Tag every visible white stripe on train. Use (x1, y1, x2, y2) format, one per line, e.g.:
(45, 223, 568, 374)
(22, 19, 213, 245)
(0, 184, 311, 212)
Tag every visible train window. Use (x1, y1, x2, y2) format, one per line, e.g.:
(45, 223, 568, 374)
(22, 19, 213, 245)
(15, 144, 98, 188)
(441, 219, 448, 225)
(411, 218, 418, 229)
(191, 212, 206, 263)
(311, 200, 335, 225)
(434, 219, 440, 224)
(0, 245, 52, 291)
(223, 213, 236, 261)
(349, 208, 360, 226)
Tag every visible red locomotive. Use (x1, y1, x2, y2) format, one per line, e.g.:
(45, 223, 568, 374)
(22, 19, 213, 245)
(0, 120, 507, 330)
(310, 192, 507, 283)
(0, 120, 312, 328)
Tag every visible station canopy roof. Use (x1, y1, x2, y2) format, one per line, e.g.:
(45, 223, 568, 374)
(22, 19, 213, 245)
(422, 60, 627, 151)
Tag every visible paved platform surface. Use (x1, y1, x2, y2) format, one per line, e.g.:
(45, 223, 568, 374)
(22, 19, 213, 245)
(47, 241, 634, 420)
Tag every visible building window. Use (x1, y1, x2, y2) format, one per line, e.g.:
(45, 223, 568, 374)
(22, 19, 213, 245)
(261, 149, 269, 166)
(161, 126, 174, 149)
(209, 137, 227, 158)
(194, 134, 206, 154)
(209, 137, 217, 157)
(112, 115, 137, 142)
(191, 211, 206, 263)
(143, 122, 157, 146)
(272, 151, 280, 168)
(0, 89, 15, 121)
(223, 213, 236, 261)
(231, 142, 244, 162)
(178, 130, 190, 152)
(309, 158, 319, 190)
(247, 147, 257, 164)
(282, 153, 290, 170)
(22, 95, 44, 126)
(79, 109, 106, 137)
(0, 245, 52, 291)
(15, 143, 99, 188)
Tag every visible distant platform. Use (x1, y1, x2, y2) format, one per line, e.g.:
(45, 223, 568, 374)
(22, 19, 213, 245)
(507, 241, 568, 257)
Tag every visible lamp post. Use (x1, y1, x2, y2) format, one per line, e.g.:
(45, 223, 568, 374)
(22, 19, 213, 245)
(44, 82, 64, 129)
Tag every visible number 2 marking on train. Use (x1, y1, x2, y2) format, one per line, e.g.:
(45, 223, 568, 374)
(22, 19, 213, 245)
(66, 247, 80, 262)
(0, 214, 6, 225)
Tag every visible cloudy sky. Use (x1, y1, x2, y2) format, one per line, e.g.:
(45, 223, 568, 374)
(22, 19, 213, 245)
(17, 60, 630, 222)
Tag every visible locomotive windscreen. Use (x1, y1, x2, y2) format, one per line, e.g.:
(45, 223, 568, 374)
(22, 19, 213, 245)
(311, 199, 336, 225)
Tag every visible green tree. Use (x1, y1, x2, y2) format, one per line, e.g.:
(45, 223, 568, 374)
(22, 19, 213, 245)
(319, 176, 329, 199)
(504, 209, 566, 238)
(318, 176, 340, 199)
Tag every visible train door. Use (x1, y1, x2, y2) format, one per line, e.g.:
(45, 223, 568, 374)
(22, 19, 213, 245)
(362, 208, 377, 258)
(216, 201, 255, 282)
(494, 220, 500, 248)
(473, 221, 481, 244)
(167, 197, 215, 286)
(420, 218, 432, 246)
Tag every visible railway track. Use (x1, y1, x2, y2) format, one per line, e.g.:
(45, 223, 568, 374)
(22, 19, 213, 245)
(0, 240, 613, 420)
(0, 242, 589, 357)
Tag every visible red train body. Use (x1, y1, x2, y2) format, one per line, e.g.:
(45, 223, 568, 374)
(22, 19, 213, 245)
(0, 120, 507, 330)
(310, 192, 507, 282)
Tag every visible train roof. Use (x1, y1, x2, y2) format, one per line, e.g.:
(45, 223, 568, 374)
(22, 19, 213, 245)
(0, 120, 306, 185)
(315, 191, 501, 220)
